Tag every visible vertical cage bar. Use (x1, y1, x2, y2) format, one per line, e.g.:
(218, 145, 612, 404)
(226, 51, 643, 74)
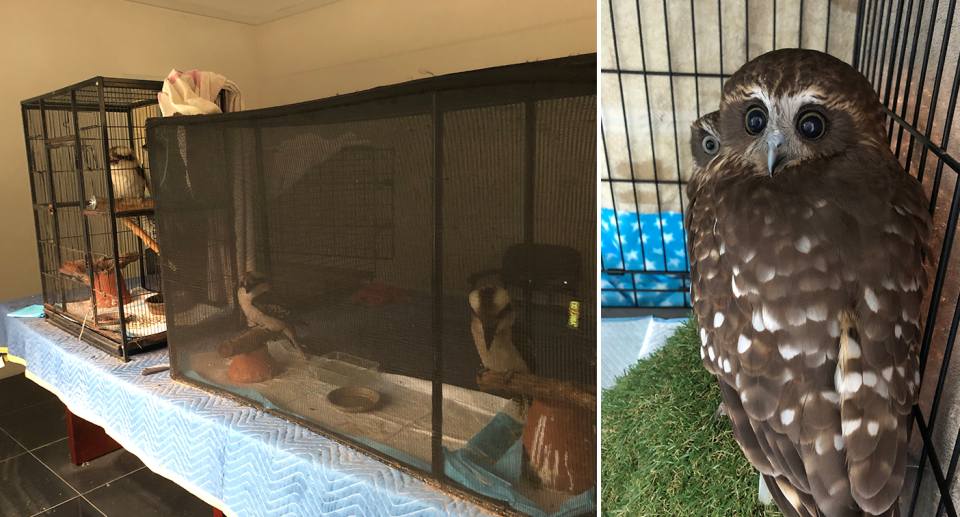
(98, 81, 129, 358)
(38, 99, 69, 313)
(871, 0, 895, 89)
(430, 93, 444, 477)
(126, 109, 147, 290)
(71, 91, 99, 328)
(893, 0, 931, 155)
(660, 0, 688, 273)
(825, 0, 832, 52)
(23, 107, 48, 308)
(903, 0, 943, 176)
(887, 0, 916, 139)
(880, 0, 906, 107)
(601, 124, 627, 271)
(925, 55, 960, 214)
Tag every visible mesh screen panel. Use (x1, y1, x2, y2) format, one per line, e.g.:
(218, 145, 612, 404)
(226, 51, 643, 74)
(148, 56, 597, 515)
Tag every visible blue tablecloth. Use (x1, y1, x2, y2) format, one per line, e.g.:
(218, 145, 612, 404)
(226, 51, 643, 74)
(2, 296, 493, 517)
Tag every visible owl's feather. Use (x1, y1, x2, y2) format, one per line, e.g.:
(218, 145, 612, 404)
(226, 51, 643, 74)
(688, 49, 930, 517)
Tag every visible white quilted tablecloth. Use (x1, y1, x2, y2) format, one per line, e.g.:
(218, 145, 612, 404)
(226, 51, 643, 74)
(2, 296, 493, 517)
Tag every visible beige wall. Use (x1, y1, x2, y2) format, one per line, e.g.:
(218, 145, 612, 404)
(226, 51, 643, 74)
(0, 0, 597, 302)
(253, 0, 597, 106)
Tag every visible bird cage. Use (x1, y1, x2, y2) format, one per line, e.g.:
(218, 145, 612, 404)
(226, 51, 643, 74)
(147, 55, 596, 516)
(603, 0, 960, 515)
(22, 78, 168, 361)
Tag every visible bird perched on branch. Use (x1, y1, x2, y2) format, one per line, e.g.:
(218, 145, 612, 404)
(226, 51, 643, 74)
(238, 271, 308, 360)
(108, 146, 146, 200)
(687, 49, 931, 517)
(468, 270, 534, 376)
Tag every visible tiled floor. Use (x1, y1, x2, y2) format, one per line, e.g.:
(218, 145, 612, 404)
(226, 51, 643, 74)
(0, 371, 214, 517)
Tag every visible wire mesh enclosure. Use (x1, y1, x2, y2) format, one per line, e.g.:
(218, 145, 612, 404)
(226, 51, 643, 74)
(21, 78, 167, 360)
(147, 55, 596, 516)
(603, 0, 960, 515)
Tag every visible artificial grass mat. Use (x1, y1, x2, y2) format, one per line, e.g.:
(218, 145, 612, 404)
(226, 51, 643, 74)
(601, 316, 783, 517)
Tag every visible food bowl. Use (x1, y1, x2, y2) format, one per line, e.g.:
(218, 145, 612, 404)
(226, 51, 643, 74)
(145, 294, 165, 316)
(95, 313, 130, 330)
(327, 386, 380, 413)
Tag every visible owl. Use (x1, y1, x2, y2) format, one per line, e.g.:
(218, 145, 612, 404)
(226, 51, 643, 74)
(686, 49, 931, 517)
(690, 110, 721, 176)
(108, 146, 146, 200)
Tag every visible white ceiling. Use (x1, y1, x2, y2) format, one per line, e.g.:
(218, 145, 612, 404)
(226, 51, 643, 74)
(126, 0, 343, 25)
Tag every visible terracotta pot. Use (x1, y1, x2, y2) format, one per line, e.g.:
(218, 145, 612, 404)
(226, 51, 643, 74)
(522, 398, 595, 494)
(94, 270, 132, 308)
(228, 346, 279, 384)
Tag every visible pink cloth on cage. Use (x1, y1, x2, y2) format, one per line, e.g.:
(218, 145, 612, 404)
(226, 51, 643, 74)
(158, 69, 244, 116)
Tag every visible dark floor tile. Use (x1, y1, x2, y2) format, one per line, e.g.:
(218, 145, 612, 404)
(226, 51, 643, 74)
(0, 374, 57, 416)
(83, 468, 211, 517)
(32, 497, 106, 517)
(0, 399, 67, 450)
(0, 451, 78, 516)
(33, 439, 145, 495)
(0, 428, 26, 462)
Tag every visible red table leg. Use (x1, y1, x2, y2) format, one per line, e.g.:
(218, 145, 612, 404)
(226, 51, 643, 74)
(65, 407, 122, 466)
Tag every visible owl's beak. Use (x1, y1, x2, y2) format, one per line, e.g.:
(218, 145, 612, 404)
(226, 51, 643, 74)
(766, 130, 784, 176)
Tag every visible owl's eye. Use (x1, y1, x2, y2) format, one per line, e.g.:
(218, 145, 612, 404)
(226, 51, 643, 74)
(745, 106, 767, 135)
(702, 135, 719, 155)
(797, 111, 827, 140)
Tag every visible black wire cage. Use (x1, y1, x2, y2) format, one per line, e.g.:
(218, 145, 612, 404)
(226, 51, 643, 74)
(147, 55, 597, 516)
(21, 78, 168, 360)
(603, 0, 960, 515)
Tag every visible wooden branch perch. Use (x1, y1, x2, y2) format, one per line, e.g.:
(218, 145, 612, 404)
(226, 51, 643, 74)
(59, 252, 141, 285)
(87, 196, 154, 214)
(218, 327, 275, 358)
(121, 218, 159, 254)
(477, 369, 596, 411)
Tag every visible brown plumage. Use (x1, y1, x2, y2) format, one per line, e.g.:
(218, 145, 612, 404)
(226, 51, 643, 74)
(691, 110, 721, 175)
(686, 49, 931, 517)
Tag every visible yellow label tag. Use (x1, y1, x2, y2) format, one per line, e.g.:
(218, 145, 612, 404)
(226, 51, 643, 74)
(568, 301, 580, 328)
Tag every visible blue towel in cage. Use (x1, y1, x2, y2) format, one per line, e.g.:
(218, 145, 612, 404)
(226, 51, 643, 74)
(444, 413, 596, 517)
(600, 208, 690, 307)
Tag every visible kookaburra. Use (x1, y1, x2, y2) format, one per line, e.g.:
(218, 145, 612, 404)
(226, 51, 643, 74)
(108, 146, 146, 200)
(468, 270, 534, 375)
(238, 271, 308, 360)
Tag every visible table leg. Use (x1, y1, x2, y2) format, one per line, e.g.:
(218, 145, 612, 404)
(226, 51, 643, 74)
(65, 407, 122, 466)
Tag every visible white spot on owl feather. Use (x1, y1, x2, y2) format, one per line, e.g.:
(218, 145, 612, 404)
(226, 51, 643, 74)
(846, 339, 861, 359)
(779, 342, 802, 360)
(843, 373, 862, 394)
(842, 419, 862, 435)
(822, 391, 840, 404)
(723, 359, 731, 372)
(862, 371, 877, 387)
(834, 434, 845, 451)
(882, 367, 893, 381)
(781, 409, 795, 425)
(786, 307, 807, 326)
(761, 306, 783, 331)
(744, 250, 757, 262)
(732, 277, 743, 298)
(701, 328, 707, 345)
(757, 265, 776, 282)
(736, 373, 741, 388)
(895, 325, 902, 338)
(867, 422, 879, 436)
(795, 236, 811, 253)
(732, 265, 740, 276)
(752, 311, 766, 332)
(864, 287, 879, 312)
(737, 335, 752, 353)
(827, 319, 840, 337)
(915, 370, 921, 385)
(700, 347, 705, 359)
(708, 347, 715, 360)
(714, 312, 725, 328)
(806, 304, 828, 321)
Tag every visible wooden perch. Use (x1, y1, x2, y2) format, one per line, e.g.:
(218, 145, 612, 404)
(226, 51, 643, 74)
(87, 196, 154, 214)
(59, 252, 141, 285)
(121, 218, 159, 254)
(477, 369, 596, 411)
(218, 327, 275, 358)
